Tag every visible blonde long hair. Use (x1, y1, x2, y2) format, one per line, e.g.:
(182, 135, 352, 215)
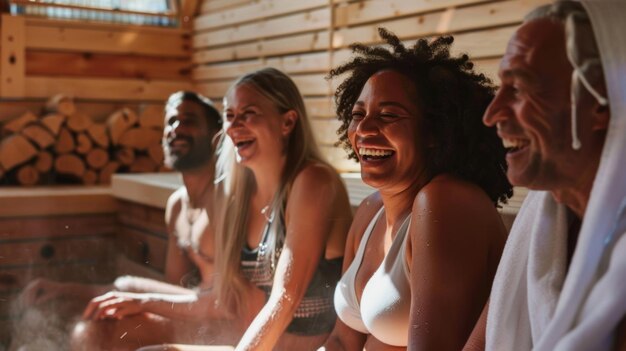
(214, 67, 328, 314)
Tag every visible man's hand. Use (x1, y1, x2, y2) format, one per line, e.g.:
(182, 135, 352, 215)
(82, 291, 148, 320)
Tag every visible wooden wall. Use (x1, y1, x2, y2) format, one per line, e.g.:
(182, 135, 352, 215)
(0, 188, 118, 344)
(0, 15, 192, 185)
(191, 0, 550, 171)
(0, 14, 192, 124)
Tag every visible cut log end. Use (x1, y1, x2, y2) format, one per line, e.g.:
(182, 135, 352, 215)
(17, 165, 40, 186)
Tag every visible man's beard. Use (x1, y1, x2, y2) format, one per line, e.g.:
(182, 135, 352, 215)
(164, 137, 213, 171)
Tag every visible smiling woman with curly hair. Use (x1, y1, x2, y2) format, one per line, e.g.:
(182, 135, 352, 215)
(323, 28, 513, 350)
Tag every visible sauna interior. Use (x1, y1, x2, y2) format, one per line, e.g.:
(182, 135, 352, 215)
(0, 0, 540, 348)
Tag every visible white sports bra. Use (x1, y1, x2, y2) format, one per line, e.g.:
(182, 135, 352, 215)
(334, 207, 412, 347)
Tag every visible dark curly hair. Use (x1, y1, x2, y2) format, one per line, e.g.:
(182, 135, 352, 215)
(328, 28, 512, 205)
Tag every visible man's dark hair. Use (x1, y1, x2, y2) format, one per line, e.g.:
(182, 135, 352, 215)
(165, 91, 222, 130)
(328, 28, 512, 205)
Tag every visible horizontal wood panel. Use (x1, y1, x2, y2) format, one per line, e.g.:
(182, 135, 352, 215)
(193, 30, 330, 64)
(0, 260, 117, 294)
(334, 0, 490, 27)
(449, 25, 515, 58)
(25, 76, 192, 101)
(193, 8, 330, 49)
(117, 227, 168, 272)
(305, 97, 335, 118)
(196, 73, 329, 98)
(332, 0, 549, 48)
(25, 23, 190, 57)
(26, 51, 191, 80)
(331, 25, 515, 70)
(0, 213, 117, 240)
(192, 52, 330, 81)
(0, 188, 117, 217)
(190, 0, 529, 175)
(117, 200, 167, 238)
(311, 118, 342, 145)
(320, 145, 359, 173)
(211, 97, 333, 119)
(195, 0, 328, 31)
(200, 0, 253, 14)
(0, 236, 113, 267)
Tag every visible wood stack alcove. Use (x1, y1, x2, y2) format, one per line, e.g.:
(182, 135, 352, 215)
(0, 94, 169, 186)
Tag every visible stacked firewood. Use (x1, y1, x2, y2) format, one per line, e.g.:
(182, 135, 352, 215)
(0, 95, 169, 186)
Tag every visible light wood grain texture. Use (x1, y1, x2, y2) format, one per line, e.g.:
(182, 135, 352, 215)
(195, 0, 328, 31)
(1, 14, 26, 98)
(330, 24, 515, 72)
(196, 73, 329, 98)
(139, 105, 165, 129)
(200, 0, 253, 14)
(192, 52, 329, 81)
(0, 187, 117, 218)
(0, 134, 37, 170)
(67, 113, 93, 133)
(26, 51, 191, 80)
(193, 30, 329, 64)
(34, 151, 54, 173)
(54, 128, 76, 154)
(25, 76, 192, 101)
(86, 148, 110, 170)
(41, 113, 67, 137)
(22, 124, 56, 149)
(332, 0, 550, 48)
(320, 144, 359, 172)
(119, 127, 162, 151)
(193, 8, 330, 48)
(25, 23, 190, 57)
(99, 161, 121, 184)
(45, 94, 76, 116)
(86, 124, 109, 148)
(334, 0, 488, 27)
(75, 133, 94, 155)
(3, 111, 37, 134)
(16, 165, 40, 186)
(108, 108, 139, 145)
(311, 118, 342, 145)
(55, 154, 86, 178)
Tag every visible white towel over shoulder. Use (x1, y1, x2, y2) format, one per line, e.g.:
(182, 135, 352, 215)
(486, 1, 626, 350)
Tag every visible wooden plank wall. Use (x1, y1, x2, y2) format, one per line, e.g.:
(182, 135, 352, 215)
(116, 200, 169, 274)
(192, 0, 550, 172)
(0, 15, 193, 124)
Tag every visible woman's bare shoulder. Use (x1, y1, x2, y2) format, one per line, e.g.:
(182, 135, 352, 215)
(293, 161, 342, 188)
(411, 174, 504, 241)
(416, 174, 496, 214)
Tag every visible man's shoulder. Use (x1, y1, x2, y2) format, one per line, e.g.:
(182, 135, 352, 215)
(165, 186, 187, 223)
(167, 186, 187, 205)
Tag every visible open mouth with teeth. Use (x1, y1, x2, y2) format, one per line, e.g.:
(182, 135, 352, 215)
(234, 138, 255, 149)
(359, 147, 395, 161)
(168, 138, 192, 152)
(502, 138, 530, 154)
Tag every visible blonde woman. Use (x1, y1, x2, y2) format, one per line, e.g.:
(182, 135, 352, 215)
(209, 67, 352, 350)
(82, 68, 352, 351)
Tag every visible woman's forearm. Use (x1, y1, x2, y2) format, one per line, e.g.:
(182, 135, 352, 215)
(140, 291, 230, 322)
(235, 291, 299, 351)
(113, 275, 194, 294)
